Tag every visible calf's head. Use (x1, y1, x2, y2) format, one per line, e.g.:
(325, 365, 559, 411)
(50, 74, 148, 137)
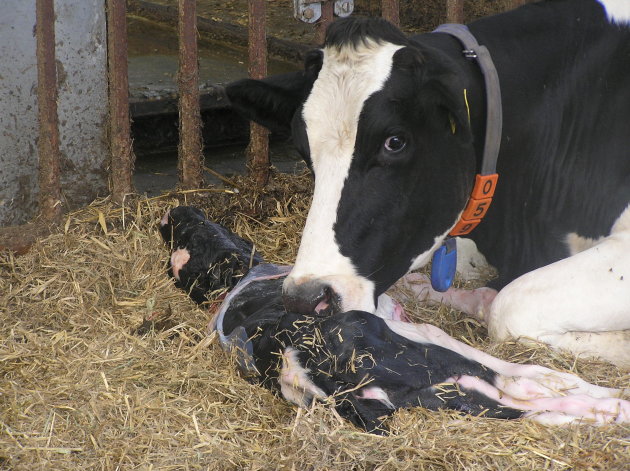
(227, 18, 476, 314)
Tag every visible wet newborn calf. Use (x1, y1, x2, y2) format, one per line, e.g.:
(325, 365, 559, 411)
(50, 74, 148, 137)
(159, 206, 263, 303)
(213, 265, 630, 433)
(160, 207, 630, 433)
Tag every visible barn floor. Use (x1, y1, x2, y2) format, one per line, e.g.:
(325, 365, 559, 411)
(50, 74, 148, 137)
(1, 172, 629, 471)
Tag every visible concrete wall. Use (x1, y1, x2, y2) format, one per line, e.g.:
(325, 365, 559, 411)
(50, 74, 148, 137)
(0, 0, 109, 226)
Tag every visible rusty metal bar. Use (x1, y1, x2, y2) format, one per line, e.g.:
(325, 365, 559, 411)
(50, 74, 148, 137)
(446, 0, 464, 24)
(511, 0, 527, 8)
(107, 0, 135, 203)
(246, 0, 270, 188)
(381, 0, 400, 28)
(35, 0, 62, 223)
(315, 0, 334, 45)
(177, 0, 204, 190)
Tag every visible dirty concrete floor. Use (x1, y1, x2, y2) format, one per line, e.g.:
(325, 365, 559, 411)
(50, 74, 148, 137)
(127, 16, 297, 96)
(127, 16, 304, 196)
(142, 0, 320, 44)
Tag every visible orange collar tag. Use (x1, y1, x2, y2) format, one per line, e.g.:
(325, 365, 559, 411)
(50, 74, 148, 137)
(449, 173, 499, 236)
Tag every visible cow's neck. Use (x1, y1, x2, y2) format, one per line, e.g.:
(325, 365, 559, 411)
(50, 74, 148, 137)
(422, 0, 621, 173)
(412, 33, 489, 190)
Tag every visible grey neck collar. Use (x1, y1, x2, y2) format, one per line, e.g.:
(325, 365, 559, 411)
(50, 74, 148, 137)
(432, 23, 502, 176)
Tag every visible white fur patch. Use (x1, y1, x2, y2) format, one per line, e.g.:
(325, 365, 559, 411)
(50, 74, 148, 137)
(357, 387, 396, 409)
(170, 248, 190, 280)
(279, 347, 326, 407)
(374, 293, 406, 321)
(565, 204, 630, 255)
(160, 209, 170, 227)
(454, 237, 492, 281)
(286, 39, 403, 313)
(598, 0, 630, 24)
(565, 232, 606, 256)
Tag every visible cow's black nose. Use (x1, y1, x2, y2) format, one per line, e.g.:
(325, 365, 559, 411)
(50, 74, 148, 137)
(283, 279, 340, 316)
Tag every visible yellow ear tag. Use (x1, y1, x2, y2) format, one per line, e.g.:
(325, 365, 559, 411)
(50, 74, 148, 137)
(463, 88, 471, 123)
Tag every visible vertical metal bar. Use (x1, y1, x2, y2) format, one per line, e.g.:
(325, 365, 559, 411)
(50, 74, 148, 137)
(35, 0, 62, 223)
(246, 0, 269, 188)
(315, 0, 334, 45)
(107, 0, 135, 203)
(446, 0, 464, 24)
(177, 0, 204, 190)
(381, 0, 400, 28)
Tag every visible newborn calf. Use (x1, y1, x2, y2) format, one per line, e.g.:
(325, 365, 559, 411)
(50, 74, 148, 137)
(159, 206, 263, 303)
(213, 264, 629, 433)
(160, 207, 629, 433)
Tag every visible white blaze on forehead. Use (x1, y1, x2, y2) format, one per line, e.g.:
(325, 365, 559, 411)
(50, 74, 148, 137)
(289, 40, 403, 312)
(598, 0, 630, 24)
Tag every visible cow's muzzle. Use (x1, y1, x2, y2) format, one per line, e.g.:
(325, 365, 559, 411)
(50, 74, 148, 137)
(282, 278, 341, 316)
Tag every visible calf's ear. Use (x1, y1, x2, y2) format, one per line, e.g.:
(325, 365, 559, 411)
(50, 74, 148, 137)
(225, 50, 323, 134)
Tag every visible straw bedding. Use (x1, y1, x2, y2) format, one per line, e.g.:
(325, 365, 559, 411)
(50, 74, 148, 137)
(1, 170, 628, 470)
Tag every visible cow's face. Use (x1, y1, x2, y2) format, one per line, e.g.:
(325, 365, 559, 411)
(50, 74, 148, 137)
(226, 19, 476, 315)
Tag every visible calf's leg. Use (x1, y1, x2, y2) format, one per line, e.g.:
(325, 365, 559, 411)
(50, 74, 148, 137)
(384, 320, 629, 423)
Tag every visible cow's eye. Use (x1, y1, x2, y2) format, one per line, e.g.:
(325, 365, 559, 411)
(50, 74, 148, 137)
(384, 135, 406, 153)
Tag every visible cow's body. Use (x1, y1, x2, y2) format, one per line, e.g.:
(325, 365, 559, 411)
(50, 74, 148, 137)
(225, 0, 630, 367)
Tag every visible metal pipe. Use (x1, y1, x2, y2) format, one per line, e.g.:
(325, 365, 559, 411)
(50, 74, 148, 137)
(511, 0, 528, 8)
(381, 0, 400, 28)
(35, 0, 62, 223)
(107, 0, 136, 203)
(446, 0, 464, 24)
(246, 0, 270, 187)
(315, 0, 334, 45)
(177, 0, 204, 190)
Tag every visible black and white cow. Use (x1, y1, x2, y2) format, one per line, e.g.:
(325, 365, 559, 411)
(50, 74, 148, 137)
(225, 0, 630, 367)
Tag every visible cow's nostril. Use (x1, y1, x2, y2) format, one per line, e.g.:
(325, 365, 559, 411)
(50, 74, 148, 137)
(283, 280, 340, 316)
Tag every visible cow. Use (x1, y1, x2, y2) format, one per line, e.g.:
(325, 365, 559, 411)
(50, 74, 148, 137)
(158, 207, 630, 434)
(224, 0, 630, 368)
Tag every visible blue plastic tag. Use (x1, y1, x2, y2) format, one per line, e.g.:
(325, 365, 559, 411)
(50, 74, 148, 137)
(430, 238, 457, 292)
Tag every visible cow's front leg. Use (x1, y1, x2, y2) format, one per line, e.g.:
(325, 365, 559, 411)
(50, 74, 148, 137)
(487, 220, 630, 369)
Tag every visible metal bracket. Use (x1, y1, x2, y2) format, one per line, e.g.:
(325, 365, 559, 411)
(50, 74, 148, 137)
(294, 0, 322, 23)
(334, 0, 354, 18)
(294, 0, 354, 23)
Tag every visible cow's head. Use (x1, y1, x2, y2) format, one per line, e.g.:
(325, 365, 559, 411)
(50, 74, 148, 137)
(227, 18, 476, 315)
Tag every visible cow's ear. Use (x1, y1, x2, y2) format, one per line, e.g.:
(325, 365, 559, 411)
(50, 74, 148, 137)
(226, 50, 323, 134)
(395, 45, 471, 142)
